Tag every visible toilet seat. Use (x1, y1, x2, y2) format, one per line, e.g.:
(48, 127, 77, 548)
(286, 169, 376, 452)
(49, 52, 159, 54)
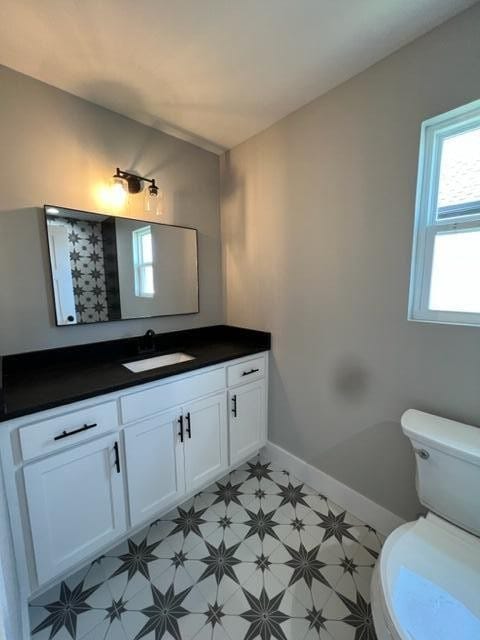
(373, 513, 480, 640)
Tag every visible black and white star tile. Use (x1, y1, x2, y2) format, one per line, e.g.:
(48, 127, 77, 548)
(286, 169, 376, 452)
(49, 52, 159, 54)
(63, 218, 109, 323)
(30, 457, 383, 640)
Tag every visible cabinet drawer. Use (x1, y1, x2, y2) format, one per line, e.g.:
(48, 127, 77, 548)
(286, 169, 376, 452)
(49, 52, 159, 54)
(120, 367, 225, 424)
(19, 401, 118, 462)
(227, 355, 265, 387)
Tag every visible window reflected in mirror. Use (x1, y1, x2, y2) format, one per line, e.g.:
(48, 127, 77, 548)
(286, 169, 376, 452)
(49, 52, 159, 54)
(133, 226, 155, 298)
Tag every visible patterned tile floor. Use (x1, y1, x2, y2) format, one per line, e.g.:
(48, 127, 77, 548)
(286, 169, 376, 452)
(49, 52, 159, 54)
(30, 457, 383, 640)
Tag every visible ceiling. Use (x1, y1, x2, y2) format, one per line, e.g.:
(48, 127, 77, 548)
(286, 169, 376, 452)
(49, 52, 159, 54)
(0, 0, 476, 154)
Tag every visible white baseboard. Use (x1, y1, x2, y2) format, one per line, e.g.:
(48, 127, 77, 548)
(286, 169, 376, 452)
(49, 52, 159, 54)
(262, 441, 405, 537)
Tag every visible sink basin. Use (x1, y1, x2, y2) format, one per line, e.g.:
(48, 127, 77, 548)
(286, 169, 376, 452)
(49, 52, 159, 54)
(123, 352, 195, 373)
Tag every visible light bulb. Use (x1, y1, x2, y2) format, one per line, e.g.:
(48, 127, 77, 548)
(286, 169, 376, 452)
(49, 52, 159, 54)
(144, 182, 164, 216)
(110, 176, 127, 208)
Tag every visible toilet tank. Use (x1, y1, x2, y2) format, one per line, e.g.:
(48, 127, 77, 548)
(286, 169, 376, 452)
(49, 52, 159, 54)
(401, 409, 480, 537)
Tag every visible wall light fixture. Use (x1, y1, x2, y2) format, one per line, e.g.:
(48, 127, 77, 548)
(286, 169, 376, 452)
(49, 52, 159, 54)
(112, 168, 163, 215)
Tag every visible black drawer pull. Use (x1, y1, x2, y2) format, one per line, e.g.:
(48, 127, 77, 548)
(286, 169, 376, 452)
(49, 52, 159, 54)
(185, 412, 192, 438)
(113, 441, 121, 473)
(231, 395, 237, 417)
(53, 422, 98, 441)
(178, 415, 184, 443)
(242, 368, 260, 377)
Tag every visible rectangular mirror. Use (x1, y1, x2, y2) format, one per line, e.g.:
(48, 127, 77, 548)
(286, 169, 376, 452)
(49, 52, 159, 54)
(44, 205, 199, 325)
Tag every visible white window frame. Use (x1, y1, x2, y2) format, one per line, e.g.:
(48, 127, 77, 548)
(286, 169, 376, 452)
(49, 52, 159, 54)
(409, 99, 480, 326)
(132, 226, 154, 298)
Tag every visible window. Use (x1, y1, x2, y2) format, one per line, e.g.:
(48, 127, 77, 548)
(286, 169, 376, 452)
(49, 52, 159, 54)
(132, 226, 155, 298)
(409, 99, 480, 326)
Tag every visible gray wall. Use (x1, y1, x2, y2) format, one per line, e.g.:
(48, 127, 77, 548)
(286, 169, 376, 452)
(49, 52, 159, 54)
(221, 5, 480, 521)
(0, 65, 222, 355)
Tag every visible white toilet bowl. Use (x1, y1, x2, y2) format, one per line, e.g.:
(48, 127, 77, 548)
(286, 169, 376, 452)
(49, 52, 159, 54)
(371, 409, 480, 639)
(371, 514, 480, 639)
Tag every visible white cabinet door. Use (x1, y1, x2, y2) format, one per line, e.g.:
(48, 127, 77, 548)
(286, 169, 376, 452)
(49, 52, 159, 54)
(183, 393, 228, 492)
(24, 434, 126, 585)
(124, 410, 186, 527)
(229, 380, 266, 466)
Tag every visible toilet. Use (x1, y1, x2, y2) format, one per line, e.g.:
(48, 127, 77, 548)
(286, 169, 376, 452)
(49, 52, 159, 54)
(371, 409, 480, 640)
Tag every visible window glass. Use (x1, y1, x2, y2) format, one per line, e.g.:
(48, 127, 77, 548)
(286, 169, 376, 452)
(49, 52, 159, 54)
(132, 226, 154, 298)
(437, 127, 480, 217)
(429, 229, 480, 313)
(140, 265, 154, 297)
(141, 230, 153, 263)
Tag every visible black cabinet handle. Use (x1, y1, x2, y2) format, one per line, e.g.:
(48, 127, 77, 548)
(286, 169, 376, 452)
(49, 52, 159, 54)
(185, 412, 192, 439)
(113, 441, 121, 474)
(178, 415, 184, 443)
(54, 422, 97, 441)
(231, 395, 237, 417)
(242, 368, 260, 377)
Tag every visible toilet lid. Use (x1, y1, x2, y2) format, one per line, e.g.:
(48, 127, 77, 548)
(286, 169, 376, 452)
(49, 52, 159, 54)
(379, 514, 480, 640)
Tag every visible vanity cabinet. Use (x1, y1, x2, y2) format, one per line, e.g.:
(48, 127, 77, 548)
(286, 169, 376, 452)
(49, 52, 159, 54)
(124, 409, 186, 527)
(229, 380, 266, 466)
(183, 393, 228, 491)
(1, 351, 268, 600)
(124, 392, 228, 527)
(23, 433, 126, 585)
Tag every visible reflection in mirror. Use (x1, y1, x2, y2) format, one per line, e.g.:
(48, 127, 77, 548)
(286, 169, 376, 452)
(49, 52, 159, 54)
(44, 205, 199, 325)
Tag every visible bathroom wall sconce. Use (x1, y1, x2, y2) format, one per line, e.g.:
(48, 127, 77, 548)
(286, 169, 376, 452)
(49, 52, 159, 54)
(111, 168, 164, 215)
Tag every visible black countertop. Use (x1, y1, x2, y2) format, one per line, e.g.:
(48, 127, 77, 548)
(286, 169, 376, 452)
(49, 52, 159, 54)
(0, 325, 270, 421)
